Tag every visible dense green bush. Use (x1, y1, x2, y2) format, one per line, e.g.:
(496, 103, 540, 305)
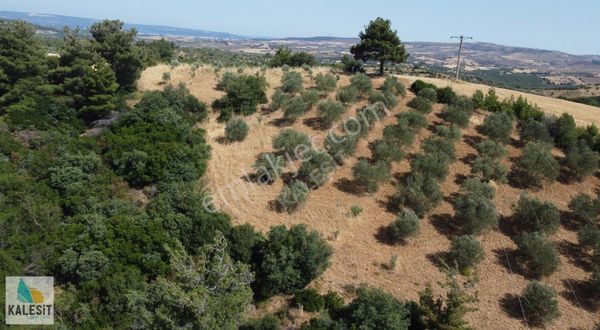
(472, 90, 485, 108)
(451, 95, 475, 114)
(422, 137, 456, 163)
(551, 113, 577, 150)
(212, 73, 268, 119)
(317, 100, 346, 127)
(396, 111, 427, 131)
(298, 150, 336, 188)
(371, 139, 405, 162)
(301, 89, 320, 109)
(277, 180, 309, 213)
(411, 152, 451, 181)
(436, 86, 458, 104)
(565, 139, 600, 180)
(273, 129, 311, 159)
(352, 159, 390, 193)
(314, 72, 337, 93)
(381, 76, 406, 97)
(323, 291, 345, 314)
(240, 315, 280, 330)
(521, 281, 560, 327)
(453, 179, 499, 235)
(441, 105, 470, 128)
(270, 47, 316, 67)
(269, 88, 290, 111)
(388, 208, 421, 244)
(407, 96, 433, 114)
(395, 174, 443, 217)
(516, 232, 560, 278)
(283, 96, 309, 123)
(480, 112, 514, 144)
(324, 132, 358, 164)
(434, 124, 462, 141)
(410, 80, 436, 94)
(472, 156, 508, 183)
(448, 235, 485, 274)
(336, 85, 359, 105)
(369, 90, 397, 108)
(383, 122, 416, 147)
(520, 118, 553, 143)
(225, 117, 249, 142)
(227, 224, 265, 264)
(568, 192, 600, 223)
(343, 287, 410, 330)
(253, 153, 285, 184)
(578, 224, 600, 251)
(515, 142, 559, 186)
(418, 87, 437, 102)
(281, 71, 304, 95)
(513, 194, 560, 234)
(294, 288, 325, 312)
(255, 224, 332, 297)
(349, 73, 373, 98)
(476, 140, 507, 160)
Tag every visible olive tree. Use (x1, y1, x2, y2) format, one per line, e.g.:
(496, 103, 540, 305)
(521, 281, 560, 327)
(317, 100, 346, 127)
(565, 139, 600, 180)
(225, 117, 249, 142)
(352, 159, 390, 193)
(273, 129, 311, 159)
(448, 235, 485, 274)
(388, 208, 420, 244)
(516, 232, 560, 278)
(513, 194, 560, 234)
(515, 142, 559, 187)
(480, 112, 513, 144)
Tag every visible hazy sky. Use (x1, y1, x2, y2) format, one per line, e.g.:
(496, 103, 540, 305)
(3, 0, 599, 55)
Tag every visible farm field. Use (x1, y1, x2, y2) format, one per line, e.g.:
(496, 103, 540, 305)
(139, 64, 600, 329)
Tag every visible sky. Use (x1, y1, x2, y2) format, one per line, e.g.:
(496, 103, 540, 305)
(2, 0, 600, 55)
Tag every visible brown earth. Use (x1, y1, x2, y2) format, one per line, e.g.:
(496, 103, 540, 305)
(138, 65, 600, 329)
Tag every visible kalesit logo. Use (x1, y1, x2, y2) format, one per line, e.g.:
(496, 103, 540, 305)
(5, 276, 54, 325)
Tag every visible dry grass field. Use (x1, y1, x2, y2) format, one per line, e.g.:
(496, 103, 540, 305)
(138, 64, 600, 329)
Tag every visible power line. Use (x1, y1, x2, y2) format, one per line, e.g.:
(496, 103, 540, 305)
(450, 35, 473, 80)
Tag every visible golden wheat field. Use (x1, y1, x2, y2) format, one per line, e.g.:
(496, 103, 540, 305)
(138, 64, 600, 329)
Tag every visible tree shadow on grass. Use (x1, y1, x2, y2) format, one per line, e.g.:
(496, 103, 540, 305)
(460, 153, 477, 165)
(270, 117, 293, 127)
(463, 134, 484, 149)
(556, 239, 592, 272)
(303, 117, 329, 130)
(375, 226, 396, 246)
(560, 278, 600, 312)
(334, 178, 368, 195)
(499, 293, 527, 322)
(426, 251, 452, 272)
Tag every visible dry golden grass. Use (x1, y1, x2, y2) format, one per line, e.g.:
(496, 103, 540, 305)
(138, 66, 600, 329)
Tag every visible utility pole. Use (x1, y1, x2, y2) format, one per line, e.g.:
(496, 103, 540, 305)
(450, 35, 473, 80)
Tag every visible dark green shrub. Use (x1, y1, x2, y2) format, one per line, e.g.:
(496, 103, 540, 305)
(270, 47, 316, 67)
(371, 139, 405, 162)
(422, 137, 456, 162)
(323, 291, 345, 314)
(270, 88, 290, 111)
(471, 156, 508, 183)
(253, 153, 285, 184)
(515, 142, 559, 186)
(513, 194, 560, 234)
(281, 71, 304, 95)
(521, 281, 560, 327)
(352, 159, 390, 193)
(565, 139, 600, 180)
(441, 106, 470, 128)
(317, 100, 346, 127)
(395, 174, 443, 217)
(411, 152, 451, 181)
(336, 85, 358, 105)
(578, 224, 600, 251)
(476, 140, 507, 160)
(388, 208, 421, 244)
(448, 235, 485, 274)
(314, 73, 337, 93)
(410, 80, 436, 94)
(273, 129, 311, 159)
(436, 86, 458, 104)
(520, 118, 553, 144)
(283, 96, 309, 122)
(407, 96, 433, 114)
(324, 133, 358, 164)
(369, 90, 397, 108)
(240, 315, 280, 330)
(450, 95, 475, 114)
(434, 125, 462, 141)
(341, 54, 363, 73)
(256, 224, 332, 297)
(568, 192, 600, 223)
(453, 180, 498, 235)
(551, 113, 577, 150)
(227, 224, 265, 264)
(349, 73, 373, 98)
(480, 112, 513, 144)
(472, 90, 485, 108)
(343, 287, 409, 330)
(212, 73, 268, 116)
(302, 89, 320, 109)
(381, 76, 406, 97)
(418, 88, 437, 102)
(294, 288, 325, 312)
(225, 117, 249, 142)
(396, 111, 427, 131)
(278, 180, 309, 213)
(383, 122, 415, 147)
(516, 232, 560, 278)
(483, 89, 501, 112)
(298, 150, 336, 188)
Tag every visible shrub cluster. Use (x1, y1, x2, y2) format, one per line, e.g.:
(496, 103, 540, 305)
(515, 142, 559, 187)
(324, 132, 358, 164)
(336, 85, 359, 105)
(213, 73, 268, 121)
(352, 159, 390, 193)
(388, 208, 421, 244)
(314, 72, 337, 94)
(270, 47, 316, 67)
(471, 140, 508, 182)
(349, 73, 373, 98)
(521, 281, 560, 327)
(407, 96, 433, 114)
(273, 129, 311, 159)
(225, 117, 249, 142)
(381, 76, 406, 97)
(317, 100, 346, 127)
(298, 149, 336, 188)
(516, 231, 560, 278)
(395, 173, 443, 217)
(513, 194, 560, 234)
(253, 153, 285, 184)
(448, 235, 485, 274)
(565, 139, 599, 180)
(453, 178, 499, 235)
(277, 180, 309, 213)
(417, 87, 437, 102)
(294, 288, 325, 312)
(480, 111, 513, 144)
